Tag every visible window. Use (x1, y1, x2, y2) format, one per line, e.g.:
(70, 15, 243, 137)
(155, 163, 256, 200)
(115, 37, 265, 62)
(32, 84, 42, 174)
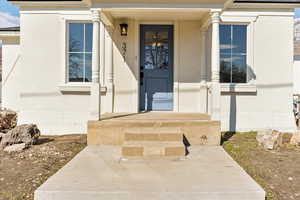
(67, 23, 93, 82)
(220, 24, 247, 83)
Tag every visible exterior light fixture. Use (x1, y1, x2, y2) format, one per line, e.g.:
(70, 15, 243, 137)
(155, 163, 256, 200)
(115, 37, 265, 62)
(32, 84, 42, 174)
(120, 23, 128, 36)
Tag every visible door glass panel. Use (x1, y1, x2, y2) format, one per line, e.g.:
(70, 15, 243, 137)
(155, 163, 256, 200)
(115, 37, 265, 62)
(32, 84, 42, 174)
(144, 31, 169, 70)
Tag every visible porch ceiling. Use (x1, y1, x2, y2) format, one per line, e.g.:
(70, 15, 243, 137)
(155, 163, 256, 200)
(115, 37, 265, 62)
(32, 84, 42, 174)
(104, 8, 209, 20)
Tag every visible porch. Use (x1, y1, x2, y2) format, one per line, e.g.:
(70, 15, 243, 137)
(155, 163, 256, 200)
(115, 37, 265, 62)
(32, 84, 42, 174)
(89, 8, 222, 120)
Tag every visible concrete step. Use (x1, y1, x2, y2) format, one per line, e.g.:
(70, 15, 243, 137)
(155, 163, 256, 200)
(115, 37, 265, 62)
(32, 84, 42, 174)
(122, 141, 186, 158)
(124, 129, 183, 142)
(88, 113, 221, 146)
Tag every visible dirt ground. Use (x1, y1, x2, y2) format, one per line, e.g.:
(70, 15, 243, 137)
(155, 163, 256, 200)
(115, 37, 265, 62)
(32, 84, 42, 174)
(223, 132, 300, 200)
(0, 134, 87, 200)
(0, 132, 300, 200)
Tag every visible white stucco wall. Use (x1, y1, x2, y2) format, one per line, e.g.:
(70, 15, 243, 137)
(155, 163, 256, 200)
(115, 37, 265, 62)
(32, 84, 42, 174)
(1, 8, 296, 134)
(12, 13, 91, 134)
(220, 14, 295, 132)
(2, 38, 21, 110)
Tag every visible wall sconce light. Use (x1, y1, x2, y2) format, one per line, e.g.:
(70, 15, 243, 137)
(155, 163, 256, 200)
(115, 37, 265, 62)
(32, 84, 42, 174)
(120, 23, 128, 36)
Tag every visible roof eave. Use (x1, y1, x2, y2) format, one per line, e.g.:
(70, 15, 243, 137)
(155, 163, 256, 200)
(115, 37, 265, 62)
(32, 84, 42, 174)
(8, 0, 89, 8)
(234, 0, 300, 3)
(0, 31, 20, 39)
(230, 2, 299, 8)
(231, 0, 300, 8)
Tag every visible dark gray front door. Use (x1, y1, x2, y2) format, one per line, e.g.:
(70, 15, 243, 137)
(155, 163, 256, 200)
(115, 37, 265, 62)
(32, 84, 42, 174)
(140, 25, 174, 111)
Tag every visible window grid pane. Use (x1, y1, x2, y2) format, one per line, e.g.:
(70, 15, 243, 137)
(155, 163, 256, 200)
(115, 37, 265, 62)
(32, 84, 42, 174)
(220, 24, 247, 83)
(68, 23, 93, 83)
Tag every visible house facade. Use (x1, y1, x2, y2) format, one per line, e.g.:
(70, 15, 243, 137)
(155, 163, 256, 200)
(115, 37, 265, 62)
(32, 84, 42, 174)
(0, 0, 298, 134)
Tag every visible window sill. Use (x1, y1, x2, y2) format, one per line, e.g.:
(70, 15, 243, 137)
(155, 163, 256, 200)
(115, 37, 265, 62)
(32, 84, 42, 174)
(221, 83, 257, 93)
(58, 84, 108, 93)
(58, 84, 91, 92)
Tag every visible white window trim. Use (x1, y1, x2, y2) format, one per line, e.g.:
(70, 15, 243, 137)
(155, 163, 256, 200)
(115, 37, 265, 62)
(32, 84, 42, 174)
(59, 15, 93, 92)
(220, 83, 257, 93)
(58, 83, 91, 92)
(220, 14, 257, 93)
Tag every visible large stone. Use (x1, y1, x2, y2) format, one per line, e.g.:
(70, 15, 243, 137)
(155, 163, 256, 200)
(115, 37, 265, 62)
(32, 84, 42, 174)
(256, 130, 283, 150)
(0, 124, 40, 149)
(3, 143, 28, 153)
(290, 133, 300, 146)
(0, 108, 17, 132)
(0, 133, 5, 140)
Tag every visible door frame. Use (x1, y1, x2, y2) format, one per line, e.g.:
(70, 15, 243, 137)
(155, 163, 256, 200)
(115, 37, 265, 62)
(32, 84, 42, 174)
(138, 24, 175, 112)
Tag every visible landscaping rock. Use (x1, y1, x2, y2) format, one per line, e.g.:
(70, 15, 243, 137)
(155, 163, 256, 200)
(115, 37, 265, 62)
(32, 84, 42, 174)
(0, 124, 40, 149)
(4, 143, 28, 153)
(290, 133, 300, 146)
(0, 108, 17, 132)
(256, 129, 283, 150)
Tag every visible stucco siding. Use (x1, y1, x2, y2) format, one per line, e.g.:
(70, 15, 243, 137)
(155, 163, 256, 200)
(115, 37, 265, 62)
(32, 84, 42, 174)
(178, 21, 203, 112)
(2, 38, 21, 111)
(16, 13, 91, 134)
(112, 19, 139, 113)
(220, 14, 295, 132)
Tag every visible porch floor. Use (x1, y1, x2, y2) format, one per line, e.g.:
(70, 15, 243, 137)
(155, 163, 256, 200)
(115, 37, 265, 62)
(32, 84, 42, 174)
(35, 145, 265, 200)
(100, 112, 211, 121)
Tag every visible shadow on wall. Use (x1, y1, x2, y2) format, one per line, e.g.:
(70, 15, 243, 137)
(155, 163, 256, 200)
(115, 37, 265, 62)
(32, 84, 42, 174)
(223, 84, 293, 132)
(222, 65, 257, 132)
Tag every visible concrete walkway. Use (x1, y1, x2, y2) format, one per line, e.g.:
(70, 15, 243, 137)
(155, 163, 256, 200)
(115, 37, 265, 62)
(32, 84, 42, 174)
(35, 146, 265, 200)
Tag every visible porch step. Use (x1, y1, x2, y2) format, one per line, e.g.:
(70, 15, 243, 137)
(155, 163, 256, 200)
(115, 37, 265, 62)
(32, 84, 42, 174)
(124, 129, 183, 142)
(122, 129, 185, 158)
(122, 141, 186, 158)
(88, 112, 221, 146)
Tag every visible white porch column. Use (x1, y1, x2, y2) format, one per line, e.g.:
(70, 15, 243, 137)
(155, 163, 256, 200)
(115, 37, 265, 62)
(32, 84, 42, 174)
(105, 26, 114, 113)
(200, 29, 208, 113)
(210, 10, 221, 121)
(90, 9, 102, 120)
(211, 11, 221, 83)
(200, 30, 207, 82)
(100, 22, 105, 86)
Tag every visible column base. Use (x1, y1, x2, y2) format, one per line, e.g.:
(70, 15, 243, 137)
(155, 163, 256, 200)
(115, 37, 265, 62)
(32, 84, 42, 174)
(210, 82, 221, 121)
(90, 83, 101, 121)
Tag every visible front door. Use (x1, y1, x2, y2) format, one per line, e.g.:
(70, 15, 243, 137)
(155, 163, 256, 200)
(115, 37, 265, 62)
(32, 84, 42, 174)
(139, 25, 174, 111)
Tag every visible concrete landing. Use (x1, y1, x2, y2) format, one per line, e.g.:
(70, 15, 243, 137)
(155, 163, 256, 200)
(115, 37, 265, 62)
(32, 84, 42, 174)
(35, 146, 265, 200)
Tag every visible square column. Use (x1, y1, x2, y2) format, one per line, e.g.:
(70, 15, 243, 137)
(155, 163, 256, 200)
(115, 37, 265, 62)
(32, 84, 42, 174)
(200, 29, 207, 82)
(211, 11, 221, 83)
(90, 9, 102, 120)
(105, 26, 114, 113)
(210, 10, 221, 121)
